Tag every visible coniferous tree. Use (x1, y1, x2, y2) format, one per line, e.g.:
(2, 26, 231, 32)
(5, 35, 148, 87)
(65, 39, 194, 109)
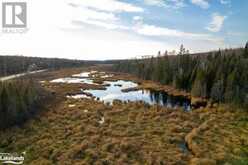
(211, 80, 224, 102)
(113, 43, 248, 108)
(191, 69, 207, 98)
(244, 42, 248, 58)
(179, 44, 186, 55)
(0, 80, 44, 130)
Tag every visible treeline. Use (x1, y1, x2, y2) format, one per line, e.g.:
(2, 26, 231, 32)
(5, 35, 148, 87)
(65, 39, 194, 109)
(113, 43, 248, 108)
(0, 55, 94, 77)
(0, 80, 48, 130)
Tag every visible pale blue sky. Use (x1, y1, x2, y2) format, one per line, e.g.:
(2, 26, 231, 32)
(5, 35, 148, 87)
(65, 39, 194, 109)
(0, 0, 247, 60)
(115, 0, 247, 49)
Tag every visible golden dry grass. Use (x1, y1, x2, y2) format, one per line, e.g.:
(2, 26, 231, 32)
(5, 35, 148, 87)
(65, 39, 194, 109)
(0, 67, 247, 165)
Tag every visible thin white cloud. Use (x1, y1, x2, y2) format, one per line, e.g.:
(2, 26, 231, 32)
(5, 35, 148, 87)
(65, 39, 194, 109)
(144, 0, 185, 9)
(220, 0, 231, 5)
(66, 1, 134, 31)
(0, 0, 229, 61)
(144, 0, 166, 7)
(170, 0, 185, 8)
(72, 20, 129, 30)
(74, 9, 222, 45)
(134, 24, 223, 44)
(68, 0, 144, 13)
(227, 31, 245, 36)
(67, 6, 126, 30)
(133, 16, 143, 21)
(136, 24, 205, 38)
(206, 13, 227, 32)
(191, 0, 209, 9)
(79, 7, 118, 21)
(65, 0, 142, 31)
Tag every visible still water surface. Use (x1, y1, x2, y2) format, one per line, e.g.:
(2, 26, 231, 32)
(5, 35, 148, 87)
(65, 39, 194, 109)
(51, 72, 191, 111)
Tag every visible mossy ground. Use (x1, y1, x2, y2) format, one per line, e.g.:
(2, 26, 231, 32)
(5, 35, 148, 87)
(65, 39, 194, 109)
(0, 68, 247, 165)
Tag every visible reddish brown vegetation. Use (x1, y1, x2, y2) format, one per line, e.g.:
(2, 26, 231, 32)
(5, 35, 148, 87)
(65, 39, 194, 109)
(0, 68, 247, 164)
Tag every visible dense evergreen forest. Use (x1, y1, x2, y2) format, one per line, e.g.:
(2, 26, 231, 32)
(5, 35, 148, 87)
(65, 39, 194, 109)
(0, 80, 48, 130)
(0, 55, 94, 77)
(113, 43, 248, 108)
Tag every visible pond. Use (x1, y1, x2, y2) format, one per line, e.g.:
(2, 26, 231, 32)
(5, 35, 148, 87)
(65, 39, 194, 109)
(50, 77, 96, 84)
(84, 80, 191, 111)
(51, 71, 191, 111)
